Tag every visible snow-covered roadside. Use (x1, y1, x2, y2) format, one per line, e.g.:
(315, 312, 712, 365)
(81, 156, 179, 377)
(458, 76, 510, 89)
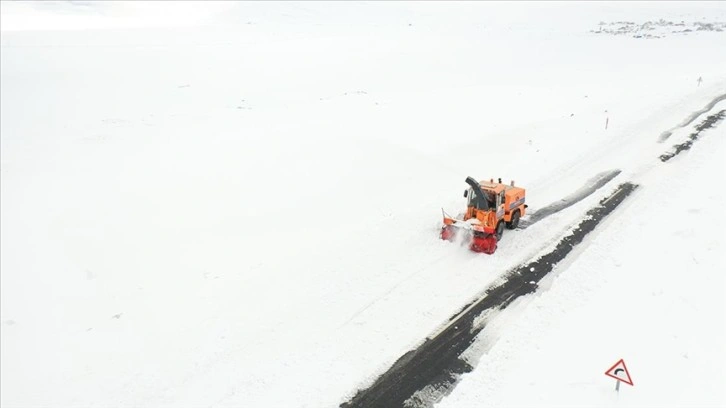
(2, 2, 726, 407)
(439, 109, 726, 407)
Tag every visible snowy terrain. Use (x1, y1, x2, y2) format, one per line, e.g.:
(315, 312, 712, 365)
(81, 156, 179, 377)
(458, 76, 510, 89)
(438, 109, 726, 408)
(1, 2, 724, 407)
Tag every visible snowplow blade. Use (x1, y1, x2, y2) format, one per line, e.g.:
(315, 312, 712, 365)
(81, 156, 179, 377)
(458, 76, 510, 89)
(470, 233, 497, 254)
(440, 224, 457, 241)
(440, 224, 498, 254)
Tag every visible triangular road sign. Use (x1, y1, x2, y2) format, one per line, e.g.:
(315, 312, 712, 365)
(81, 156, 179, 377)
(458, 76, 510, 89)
(605, 358, 634, 386)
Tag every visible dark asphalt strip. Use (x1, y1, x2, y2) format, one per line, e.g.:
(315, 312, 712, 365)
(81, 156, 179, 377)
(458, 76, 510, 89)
(659, 110, 725, 162)
(341, 182, 638, 408)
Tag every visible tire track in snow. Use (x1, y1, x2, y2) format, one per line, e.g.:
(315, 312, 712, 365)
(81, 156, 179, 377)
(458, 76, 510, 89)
(658, 93, 726, 142)
(659, 109, 725, 162)
(517, 169, 621, 229)
(340, 183, 638, 408)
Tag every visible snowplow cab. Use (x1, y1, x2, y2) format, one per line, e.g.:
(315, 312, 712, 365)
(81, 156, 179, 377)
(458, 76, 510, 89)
(441, 177, 527, 254)
(464, 178, 527, 229)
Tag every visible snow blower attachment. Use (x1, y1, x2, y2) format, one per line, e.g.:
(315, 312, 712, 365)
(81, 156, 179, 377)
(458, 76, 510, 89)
(440, 176, 527, 254)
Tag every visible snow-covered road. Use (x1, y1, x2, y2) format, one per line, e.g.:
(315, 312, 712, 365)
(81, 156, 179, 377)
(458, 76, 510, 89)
(439, 92, 726, 408)
(344, 93, 726, 407)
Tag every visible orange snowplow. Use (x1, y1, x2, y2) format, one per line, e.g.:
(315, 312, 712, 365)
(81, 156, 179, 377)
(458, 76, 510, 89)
(440, 177, 527, 254)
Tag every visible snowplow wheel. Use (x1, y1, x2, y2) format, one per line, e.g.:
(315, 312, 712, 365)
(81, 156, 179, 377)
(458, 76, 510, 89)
(506, 210, 520, 230)
(495, 220, 505, 240)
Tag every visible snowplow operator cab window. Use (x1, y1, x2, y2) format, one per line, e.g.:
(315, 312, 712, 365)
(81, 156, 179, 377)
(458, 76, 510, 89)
(467, 188, 489, 210)
(464, 177, 492, 211)
(488, 192, 497, 208)
(466, 188, 496, 211)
